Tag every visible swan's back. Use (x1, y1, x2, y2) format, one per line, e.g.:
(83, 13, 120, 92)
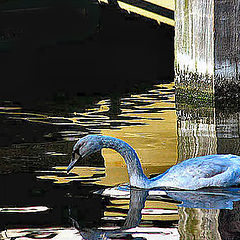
(150, 154, 240, 190)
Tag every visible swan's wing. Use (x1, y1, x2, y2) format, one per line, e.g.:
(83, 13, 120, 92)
(172, 155, 239, 179)
(155, 155, 240, 189)
(184, 160, 228, 179)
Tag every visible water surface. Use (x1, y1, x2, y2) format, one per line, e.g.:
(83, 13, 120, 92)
(0, 82, 180, 239)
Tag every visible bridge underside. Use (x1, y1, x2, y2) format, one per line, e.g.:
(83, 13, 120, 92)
(98, 0, 175, 26)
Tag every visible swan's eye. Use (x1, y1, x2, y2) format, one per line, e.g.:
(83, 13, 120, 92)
(72, 151, 80, 161)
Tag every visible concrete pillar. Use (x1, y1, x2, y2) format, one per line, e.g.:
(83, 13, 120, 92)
(175, 0, 240, 101)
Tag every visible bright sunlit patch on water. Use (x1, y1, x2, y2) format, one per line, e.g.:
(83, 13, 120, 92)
(98, 186, 131, 198)
(0, 206, 49, 213)
(0, 226, 179, 240)
(0, 228, 81, 240)
(33, 83, 177, 186)
(0, 107, 22, 110)
(125, 227, 179, 240)
(37, 166, 105, 184)
(45, 152, 67, 156)
(101, 216, 125, 221)
(142, 208, 178, 215)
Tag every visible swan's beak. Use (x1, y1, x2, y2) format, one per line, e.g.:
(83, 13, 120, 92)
(66, 153, 82, 173)
(66, 159, 78, 173)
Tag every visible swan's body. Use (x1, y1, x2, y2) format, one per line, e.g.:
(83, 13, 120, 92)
(67, 135, 240, 190)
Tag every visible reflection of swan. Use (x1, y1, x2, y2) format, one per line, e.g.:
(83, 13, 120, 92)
(69, 188, 147, 239)
(123, 188, 148, 229)
(166, 188, 240, 209)
(69, 187, 179, 239)
(100, 185, 240, 210)
(67, 135, 240, 190)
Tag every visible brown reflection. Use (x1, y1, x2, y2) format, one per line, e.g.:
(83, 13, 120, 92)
(177, 103, 217, 162)
(216, 107, 240, 240)
(176, 102, 240, 239)
(219, 201, 240, 240)
(216, 108, 240, 155)
(176, 103, 219, 239)
(178, 208, 221, 239)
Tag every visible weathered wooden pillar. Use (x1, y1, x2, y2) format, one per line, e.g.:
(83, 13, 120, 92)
(175, 0, 240, 101)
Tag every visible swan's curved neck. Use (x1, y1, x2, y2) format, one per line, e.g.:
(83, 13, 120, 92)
(101, 136, 150, 188)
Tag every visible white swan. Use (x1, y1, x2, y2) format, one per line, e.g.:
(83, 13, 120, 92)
(67, 135, 240, 190)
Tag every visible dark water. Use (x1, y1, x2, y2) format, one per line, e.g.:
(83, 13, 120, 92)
(2, 83, 240, 240)
(0, 82, 180, 239)
(0, 1, 178, 238)
(1, 0, 240, 239)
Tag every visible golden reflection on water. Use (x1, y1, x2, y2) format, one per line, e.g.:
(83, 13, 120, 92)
(104, 198, 179, 221)
(0, 82, 179, 235)
(96, 83, 177, 186)
(0, 83, 177, 186)
(37, 166, 105, 184)
(38, 83, 177, 186)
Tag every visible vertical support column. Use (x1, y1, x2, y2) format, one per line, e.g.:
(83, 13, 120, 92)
(214, 0, 240, 99)
(175, 0, 240, 101)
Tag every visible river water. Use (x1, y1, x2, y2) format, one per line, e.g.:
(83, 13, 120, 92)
(0, 82, 180, 239)
(2, 81, 240, 239)
(1, 0, 240, 239)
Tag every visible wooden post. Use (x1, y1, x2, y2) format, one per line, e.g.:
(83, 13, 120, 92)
(175, 0, 240, 102)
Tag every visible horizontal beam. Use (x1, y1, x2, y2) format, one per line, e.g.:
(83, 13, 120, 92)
(98, 0, 175, 26)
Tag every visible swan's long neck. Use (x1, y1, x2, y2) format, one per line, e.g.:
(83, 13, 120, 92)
(101, 136, 150, 188)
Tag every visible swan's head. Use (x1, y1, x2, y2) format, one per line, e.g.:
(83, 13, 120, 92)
(67, 135, 103, 173)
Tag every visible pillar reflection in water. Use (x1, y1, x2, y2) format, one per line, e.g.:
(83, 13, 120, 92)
(176, 102, 240, 239)
(177, 103, 217, 162)
(216, 107, 240, 240)
(216, 108, 240, 155)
